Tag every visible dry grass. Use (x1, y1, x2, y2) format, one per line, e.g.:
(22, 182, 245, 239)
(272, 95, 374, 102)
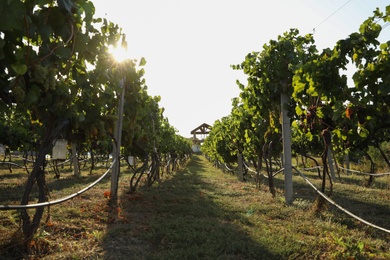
(0, 155, 389, 259)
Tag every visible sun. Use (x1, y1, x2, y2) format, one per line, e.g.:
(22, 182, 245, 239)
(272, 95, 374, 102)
(109, 44, 131, 63)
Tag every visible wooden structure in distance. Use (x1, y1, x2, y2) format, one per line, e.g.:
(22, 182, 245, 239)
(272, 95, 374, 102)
(190, 123, 211, 152)
(191, 123, 211, 142)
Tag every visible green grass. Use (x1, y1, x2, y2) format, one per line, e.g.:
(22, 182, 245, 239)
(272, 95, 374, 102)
(1, 155, 389, 259)
(105, 155, 390, 259)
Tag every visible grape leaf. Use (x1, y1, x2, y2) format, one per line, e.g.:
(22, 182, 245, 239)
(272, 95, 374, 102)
(11, 63, 28, 75)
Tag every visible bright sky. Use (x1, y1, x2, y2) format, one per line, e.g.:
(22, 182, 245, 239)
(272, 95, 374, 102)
(92, 0, 389, 137)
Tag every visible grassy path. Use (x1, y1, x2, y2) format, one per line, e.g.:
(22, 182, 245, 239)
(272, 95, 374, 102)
(101, 155, 389, 259)
(104, 155, 280, 259)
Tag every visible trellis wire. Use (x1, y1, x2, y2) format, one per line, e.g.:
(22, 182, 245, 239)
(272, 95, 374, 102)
(302, 166, 323, 171)
(0, 159, 116, 210)
(224, 163, 234, 172)
(243, 162, 257, 174)
(303, 164, 390, 177)
(46, 157, 73, 168)
(338, 166, 390, 177)
(243, 162, 284, 178)
(1, 155, 89, 170)
(293, 166, 390, 234)
(0, 162, 24, 168)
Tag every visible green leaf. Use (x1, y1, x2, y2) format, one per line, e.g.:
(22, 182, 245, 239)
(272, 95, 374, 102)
(80, 1, 95, 24)
(386, 7, 390, 22)
(366, 63, 375, 71)
(333, 129, 341, 139)
(244, 130, 251, 143)
(316, 107, 324, 118)
(295, 105, 303, 116)
(37, 24, 52, 41)
(0, 0, 25, 31)
(332, 105, 344, 121)
(11, 63, 28, 75)
(380, 42, 388, 50)
(306, 84, 318, 96)
(57, 0, 75, 14)
(305, 131, 313, 141)
(293, 81, 305, 94)
(56, 46, 72, 60)
(352, 53, 359, 62)
(357, 126, 368, 138)
(291, 120, 298, 129)
(26, 88, 39, 105)
(139, 57, 147, 67)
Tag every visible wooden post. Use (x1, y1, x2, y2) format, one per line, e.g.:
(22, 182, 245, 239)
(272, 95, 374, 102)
(344, 152, 350, 175)
(281, 92, 293, 204)
(111, 78, 125, 203)
(238, 152, 244, 181)
(71, 142, 79, 177)
(327, 143, 336, 181)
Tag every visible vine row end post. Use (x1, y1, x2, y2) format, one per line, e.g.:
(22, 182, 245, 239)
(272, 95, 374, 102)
(281, 92, 293, 204)
(111, 78, 125, 204)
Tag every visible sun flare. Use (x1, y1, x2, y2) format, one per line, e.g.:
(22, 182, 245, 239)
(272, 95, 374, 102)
(109, 45, 131, 63)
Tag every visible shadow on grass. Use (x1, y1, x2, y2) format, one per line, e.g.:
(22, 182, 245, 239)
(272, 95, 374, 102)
(0, 172, 26, 181)
(103, 155, 281, 259)
(0, 168, 111, 204)
(329, 190, 390, 232)
(272, 171, 390, 240)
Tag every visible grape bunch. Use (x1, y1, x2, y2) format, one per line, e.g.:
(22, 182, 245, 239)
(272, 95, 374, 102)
(30, 64, 57, 92)
(11, 83, 26, 102)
